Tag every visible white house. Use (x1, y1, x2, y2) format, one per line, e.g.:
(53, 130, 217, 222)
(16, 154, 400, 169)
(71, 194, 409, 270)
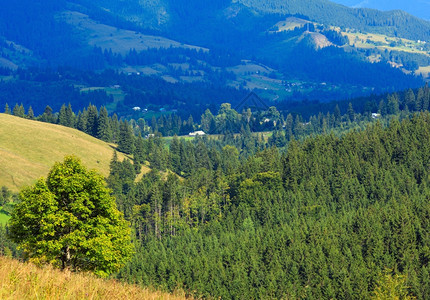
(189, 130, 206, 136)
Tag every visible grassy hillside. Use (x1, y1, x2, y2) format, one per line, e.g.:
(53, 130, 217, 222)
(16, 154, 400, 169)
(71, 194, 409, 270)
(61, 11, 206, 55)
(0, 113, 131, 191)
(0, 210, 9, 224)
(0, 256, 186, 300)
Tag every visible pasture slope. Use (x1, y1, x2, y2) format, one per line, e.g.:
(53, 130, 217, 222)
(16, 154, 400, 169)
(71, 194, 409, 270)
(0, 256, 187, 300)
(0, 113, 128, 192)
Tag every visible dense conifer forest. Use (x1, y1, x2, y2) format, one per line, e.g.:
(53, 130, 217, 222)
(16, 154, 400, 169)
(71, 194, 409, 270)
(1, 84, 430, 298)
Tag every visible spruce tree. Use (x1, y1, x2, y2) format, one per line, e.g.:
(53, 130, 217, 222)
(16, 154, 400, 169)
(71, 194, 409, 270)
(111, 113, 120, 143)
(76, 110, 88, 132)
(86, 104, 99, 137)
(4, 103, 10, 114)
(12, 103, 25, 118)
(97, 106, 112, 142)
(40, 105, 56, 123)
(27, 106, 34, 119)
(334, 104, 341, 127)
(58, 104, 68, 126)
(347, 102, 355, 122)
(118, 120, 135, 155)
(65, 103, 75, 127)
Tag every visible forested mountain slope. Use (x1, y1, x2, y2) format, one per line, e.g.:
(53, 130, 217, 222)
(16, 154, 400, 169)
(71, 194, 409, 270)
(115, 113, 430, 299)
(331, 0, 430, 21)
(69, 0, 430, 41)
(0, 0, 427, 104)
(236, 0, 430, 40)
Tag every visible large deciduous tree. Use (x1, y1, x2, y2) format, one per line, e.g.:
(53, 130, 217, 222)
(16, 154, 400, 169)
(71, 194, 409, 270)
(8, 156, 134, 277)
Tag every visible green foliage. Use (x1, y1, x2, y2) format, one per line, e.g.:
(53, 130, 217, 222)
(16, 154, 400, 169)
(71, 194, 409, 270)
(8, 156, 134, 277)
(97, 106, 113, 142)
(58, 103, 75, 128)
(372, 269, 416, 300)
(118, 120, 135, 155)
(4, 103, 10, 114)
(12, 103, 25, 118)
(114, 113, 430, 299)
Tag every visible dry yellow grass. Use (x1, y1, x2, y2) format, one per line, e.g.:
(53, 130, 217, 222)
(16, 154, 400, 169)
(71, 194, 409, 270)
(272, 17, 310, 32)
(0, 256, 187, 300)
(416, 66, 430, 78)
(0, 113, 130, 192)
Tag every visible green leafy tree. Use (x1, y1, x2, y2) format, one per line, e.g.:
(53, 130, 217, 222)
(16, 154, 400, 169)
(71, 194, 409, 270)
(371, 269, 416, 300)
(8, 156, 134, 277)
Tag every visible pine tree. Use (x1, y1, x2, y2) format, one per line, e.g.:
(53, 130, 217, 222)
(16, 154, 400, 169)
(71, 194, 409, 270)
(334, 104, 341, 127)
(111, 114, 120, 143)
(118, 120, 135, 155)
(387, 94, 400, 115)
(4, 103, 10, 114)
(86, 104, 99, 137)
(422, 83, 430, 111)
(416, 88, 424, 111)
(40, 105, 56, 123)
(404, 89, 416, 110)
(27, 106, 34, 119)
(97, 106, 112, 142)
(347, 102, 355, 122)
(12, 103, 25, 118)
(76, 110, 88, 132)
(169, 135, 181, 173)
(65, 103, 75, 127)
(58, 104, 68, 126)
(134, 134, 146, 165)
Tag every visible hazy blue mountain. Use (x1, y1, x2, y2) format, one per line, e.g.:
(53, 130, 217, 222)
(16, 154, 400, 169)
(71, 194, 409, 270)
(0, 0, 426, 105)
(330, 0, 430, 20)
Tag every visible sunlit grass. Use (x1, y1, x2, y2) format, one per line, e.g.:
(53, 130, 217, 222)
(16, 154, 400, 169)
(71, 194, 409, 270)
(0, 256, 187, 300)
(0, 210, 10, 225)
(0, 113, 132, 191)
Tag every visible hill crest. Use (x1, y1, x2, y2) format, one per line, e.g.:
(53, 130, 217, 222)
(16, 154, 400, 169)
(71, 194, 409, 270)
(0, 114, 130, 191)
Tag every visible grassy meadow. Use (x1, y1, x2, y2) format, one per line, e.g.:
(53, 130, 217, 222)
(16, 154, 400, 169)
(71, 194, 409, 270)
(0, 209, 10, 225)
(61, 11, 205, 55)
(0, 113, 130, 192)
(0, 256, 187, 300)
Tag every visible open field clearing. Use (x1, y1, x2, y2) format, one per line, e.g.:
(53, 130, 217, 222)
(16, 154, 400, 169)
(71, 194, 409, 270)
(60, 11, 206, 55)
(0, 114, 131, 191)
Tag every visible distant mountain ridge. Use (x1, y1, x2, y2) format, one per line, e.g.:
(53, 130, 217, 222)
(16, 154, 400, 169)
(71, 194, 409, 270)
(69, 0, 430, 41)
(329, 0, 430, 21)
(0, 0, 428, 65)
(0, 0, 427, 108)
